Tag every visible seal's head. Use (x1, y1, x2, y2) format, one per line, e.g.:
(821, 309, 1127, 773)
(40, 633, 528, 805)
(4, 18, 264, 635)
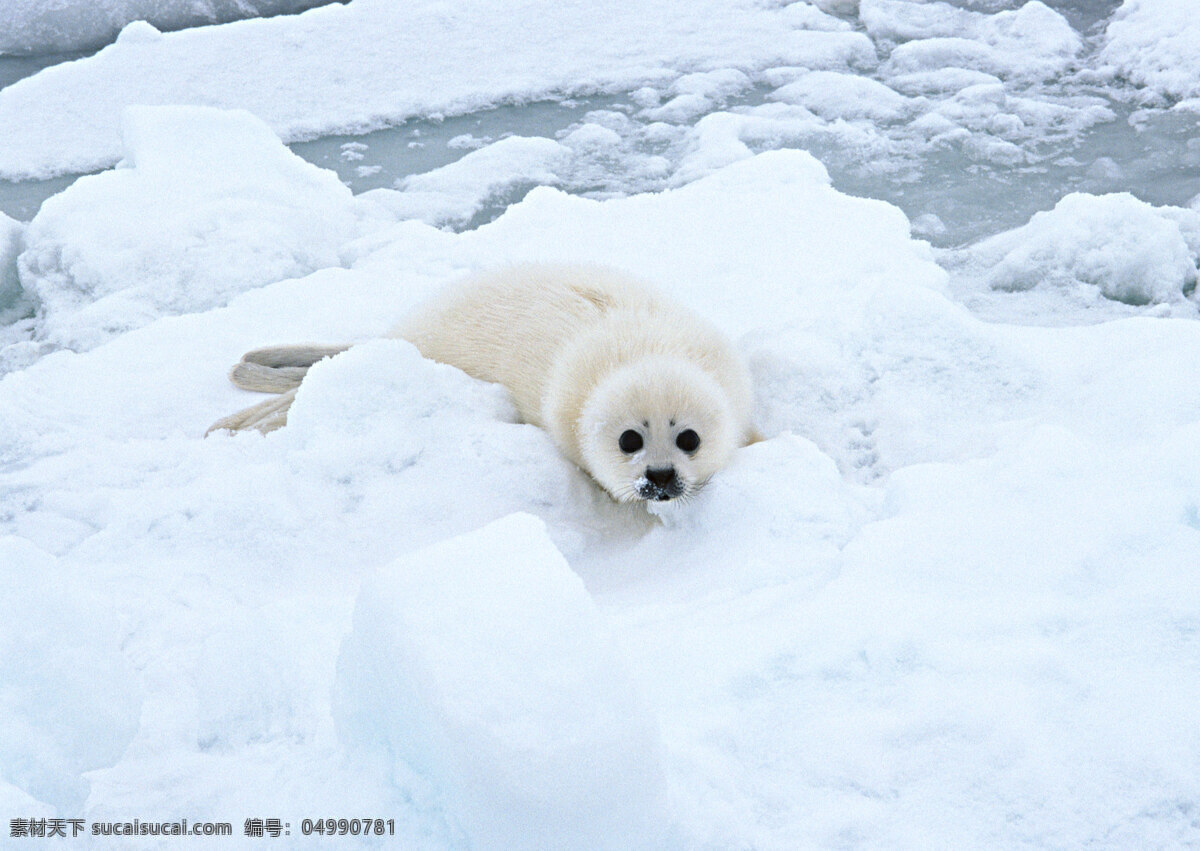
(577, 357, 739, 504)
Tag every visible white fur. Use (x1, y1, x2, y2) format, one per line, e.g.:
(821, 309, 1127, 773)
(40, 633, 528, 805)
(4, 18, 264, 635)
(210, 264, 758, 502)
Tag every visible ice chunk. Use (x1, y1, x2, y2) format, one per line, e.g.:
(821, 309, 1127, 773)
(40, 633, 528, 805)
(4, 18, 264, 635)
(670, 113, 757, 185)
(374, 136, 571, 228)
(561, 123, 623, 151)
(886, 67, 1002, 96)
(18, 105, 372, 351)
(641, 69, 753, 123)
(962, 192, 1200, 305)
(884, 37, 1006, 78)
(334, 513, 669, 848)
(860, 0, 979, 42)
(1101, 0, 1200, 101)
(0, 537, 141, 810)
(672, 69, 753, 101)
(976, 1, 1081, 73)
(911, 211, 947, 238)
(770, 71, 911, 121)
(783, 29, 877, 71)
(809, 0, 858, 14)
(877, 1, 1080, 83)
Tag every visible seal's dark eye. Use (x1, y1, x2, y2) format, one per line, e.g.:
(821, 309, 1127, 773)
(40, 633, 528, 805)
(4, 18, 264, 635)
(618, 430, 643, 453)
(676, 429, 700, 453)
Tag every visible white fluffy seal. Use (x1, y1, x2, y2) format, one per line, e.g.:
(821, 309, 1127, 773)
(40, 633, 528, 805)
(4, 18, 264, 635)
(209, 264, 758, 503)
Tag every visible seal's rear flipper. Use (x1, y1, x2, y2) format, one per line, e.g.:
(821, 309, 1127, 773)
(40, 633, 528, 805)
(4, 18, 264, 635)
(241, 344, 351, 370)
(208, 343, 349, 437)
(228, 344, 351, 393)
(206, 388, 298, 436)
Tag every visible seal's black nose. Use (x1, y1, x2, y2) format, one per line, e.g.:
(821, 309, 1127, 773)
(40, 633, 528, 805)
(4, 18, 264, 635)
(645, 466, 676, 487)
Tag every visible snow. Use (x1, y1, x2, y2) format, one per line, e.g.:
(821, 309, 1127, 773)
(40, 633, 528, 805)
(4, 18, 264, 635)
(3, 0, 1200, 844)
(947, 192, 1200, 309)
(335, 513, 668, 848)
(0, 0, 335, 55)
(873, 1, 1080, 83)
(17, 105, 381, 352)
(641, 69, 755, 124)
(1100, 0, 1200, 102)
(860, 0, 979, 42)
(375, 136, 572, 228)
(0, 537, 142, 812)
(770, 71, 913, 122)
(3, 111, 1200, 843)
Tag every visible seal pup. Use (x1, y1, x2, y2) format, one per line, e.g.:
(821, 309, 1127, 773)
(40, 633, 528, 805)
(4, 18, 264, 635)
(209, 264, 758, 503)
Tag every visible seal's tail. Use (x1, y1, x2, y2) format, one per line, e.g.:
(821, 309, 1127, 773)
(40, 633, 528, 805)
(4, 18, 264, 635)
(207, 343, 351, 435)
(206, 387, 299, 436)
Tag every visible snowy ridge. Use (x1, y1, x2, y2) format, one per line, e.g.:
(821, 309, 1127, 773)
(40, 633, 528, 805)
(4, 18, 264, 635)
(2, 107, 1200, 844)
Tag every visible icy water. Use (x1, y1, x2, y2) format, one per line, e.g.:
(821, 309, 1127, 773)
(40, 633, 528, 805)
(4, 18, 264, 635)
(288, 99, 624, 192)
(4, 89, 1198, 247)
(0, 52, 88, 89)
(2, 0, 1198, 247)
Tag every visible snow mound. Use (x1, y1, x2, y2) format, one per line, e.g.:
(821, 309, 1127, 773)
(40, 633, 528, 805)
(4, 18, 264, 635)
(334, 513, 669, 849)
(452, 149, 945, 330)
(661, 435, 863, 562)
(869, 0, 1081, 83)
(860, 0, 977, 42)
(280, 339, 594, 548)
(770, 70, 911, 122)
(0, 537, 141, 811)
(962, 192, 1200, 305)
(18, 105, 375, 352)
(1101, 0, 1200, 102)
(286, 340, 518, 437)
(0, 0, 335, 55)
(641, 69, 754, 123)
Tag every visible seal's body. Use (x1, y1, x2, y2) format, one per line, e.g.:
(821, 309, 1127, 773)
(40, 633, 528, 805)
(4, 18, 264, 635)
(210, 265, 757, 503)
